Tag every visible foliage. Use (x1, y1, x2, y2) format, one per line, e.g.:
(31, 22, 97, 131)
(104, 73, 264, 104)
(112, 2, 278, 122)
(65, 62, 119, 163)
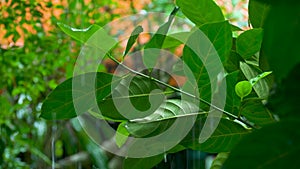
(39, 0, 300, 168)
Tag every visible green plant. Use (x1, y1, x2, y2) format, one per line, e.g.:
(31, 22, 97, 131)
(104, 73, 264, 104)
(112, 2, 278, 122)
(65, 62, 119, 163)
(40, 0, 300, 169)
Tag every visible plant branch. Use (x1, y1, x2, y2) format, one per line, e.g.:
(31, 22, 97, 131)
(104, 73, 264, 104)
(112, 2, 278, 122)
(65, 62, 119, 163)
(107, 54, 257, 129)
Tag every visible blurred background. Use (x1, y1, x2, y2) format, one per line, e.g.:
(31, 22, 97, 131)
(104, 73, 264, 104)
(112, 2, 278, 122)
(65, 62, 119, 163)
(0, 0, 248, 168)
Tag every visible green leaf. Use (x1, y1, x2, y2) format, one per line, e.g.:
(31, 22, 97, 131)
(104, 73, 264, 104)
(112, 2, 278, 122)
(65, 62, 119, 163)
(236, 28, 263, 60)
(224, 71, 241, 115)
(248, 0, 270, 28)
(181, 117, 251, 152)
(239, 99, 275, 126)
(41, 72, 121, 120)
(235, 81, 252, 99)
(263, 4, 300, 81)
(176, 0, 224, 26)
(249, 71, 272, 86)
(240, 62, 271, 99)
(223, 119, 300, 169)
(210, 152, 229, 169)
(143, 7, 179, 68)
(123, 154, 164, 169)
(199, 21, 232, 62)
(182, 22, 231, 110)
(115, 122, 129, 148)
(162, 32, 190, 49)
(96, 75, 166, 121)
(57, 23, 101, 44)
(123, 25, 143, 58)
(126, 99, 200, 137)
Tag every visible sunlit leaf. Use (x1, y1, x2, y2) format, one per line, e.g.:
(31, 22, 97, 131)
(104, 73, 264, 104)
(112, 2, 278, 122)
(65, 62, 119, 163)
(176, 0, 224, 26)
(115, 122, 129, 148)
(210, 152, 229, 169)
(235, 81, 252, 99)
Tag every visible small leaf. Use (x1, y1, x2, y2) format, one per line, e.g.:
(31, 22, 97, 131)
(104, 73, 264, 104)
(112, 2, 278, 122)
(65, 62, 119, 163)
(210, 152, 229, 169)
(123, 25, 143, 58)
(249, 71, 272, 86)
(123, 154, 164, 169)
(115, 122, 129, 148)
(240, 62, 271, 99)
(235, 81, 252, 99)
(143, 7, 179, 68)
(236, 28, 264, 59)
(57, 23, 101, 44)
(176, 0, 224, 26)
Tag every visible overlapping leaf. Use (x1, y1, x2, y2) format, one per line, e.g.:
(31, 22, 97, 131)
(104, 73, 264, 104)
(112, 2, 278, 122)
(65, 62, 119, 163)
(180, 117, 251, 152)
(41, 72, 121, 120)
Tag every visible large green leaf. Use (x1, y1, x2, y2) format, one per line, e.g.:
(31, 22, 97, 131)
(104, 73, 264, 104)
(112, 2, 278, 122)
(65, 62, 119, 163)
(239, 99, 275, 126)
(41, 72, 121, 120)
(176, 0, 224, 26)
(181, 116, 251, 153)
(96, 75, 166, 121)
(123, 154, 164, 169)
(199, 21, 232, 62)
(182, 22, 230, 110)
(248, 0, 270, 28)
(263, 4, 300, 81)
(240, 62, 270, 99)
(223, 119, 300, 169)
(126, 99, 200, 137)
(236, 28, 263, 60)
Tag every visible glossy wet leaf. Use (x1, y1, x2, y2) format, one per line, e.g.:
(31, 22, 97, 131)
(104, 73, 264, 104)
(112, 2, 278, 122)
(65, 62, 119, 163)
(123, 25, 143, 58)
(176, 0, 224, 26)
(236, 28, 263, 59)
(41, 72, 121, 120)
(235, 81, 252, 99)
(223, 119, 300, 169)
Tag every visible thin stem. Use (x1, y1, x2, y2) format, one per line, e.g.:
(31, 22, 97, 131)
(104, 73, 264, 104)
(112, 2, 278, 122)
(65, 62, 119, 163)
(107, 54, 257, 129)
